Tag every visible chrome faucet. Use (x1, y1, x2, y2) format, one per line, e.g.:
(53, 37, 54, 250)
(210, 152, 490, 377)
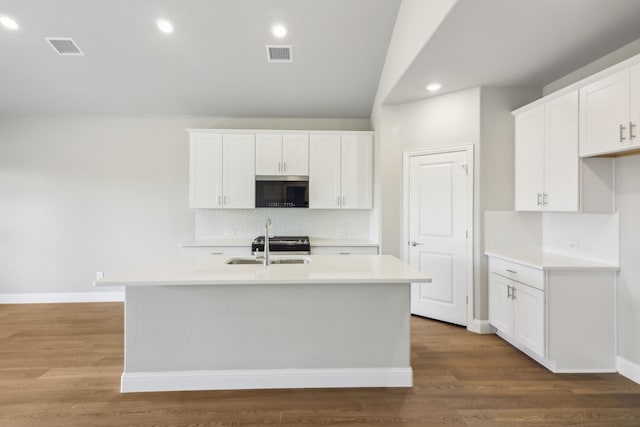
(263, 218, 273, 266)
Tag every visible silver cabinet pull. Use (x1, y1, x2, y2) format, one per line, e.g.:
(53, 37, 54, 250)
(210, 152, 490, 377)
(506, 269, 517, 274)
(620, 124, 627, 142)
(339, 252, 350, 255)
(537, 193, 542, 206)
(512, 287, 517, 299)
(543, 193, 548, 206)
(210, 252, 223, 255)
(283, 162, 287, 173)
(342, 196, 346, 206)
(218, 195, 222, 206)
(278, 162, 281, 173)
(631, 122, 636, 140)
(223, 195, 227, 205)
(507, 285, 512, 299)
(336, 196, 341, 207)
(410, 241, 423, 247)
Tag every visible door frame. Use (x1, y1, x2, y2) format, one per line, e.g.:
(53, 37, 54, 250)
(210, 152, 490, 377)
(402, 144, 474, 327)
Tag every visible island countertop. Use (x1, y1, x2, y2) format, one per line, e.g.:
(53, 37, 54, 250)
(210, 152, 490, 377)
(95, 254, 430, 287)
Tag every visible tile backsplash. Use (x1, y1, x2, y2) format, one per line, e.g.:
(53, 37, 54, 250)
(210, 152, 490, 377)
(195, 209, 375, 240)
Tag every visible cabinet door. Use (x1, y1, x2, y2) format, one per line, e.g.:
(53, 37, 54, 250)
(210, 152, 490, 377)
(282, 134, 309, 175)
(628, 63, 640, 149)
(340, 134, 373, 209)
(513, 282, 545, 358)
(255, 134, 282, 175)
(579, 69, 630, 156)
(309, 134, 341, 208)
(544, 91, 579, 211)
(489, 273, 514, 337)
(189, 133, 223, 208)
(515, 105, 544, 211)
(222, 134, 255, 208)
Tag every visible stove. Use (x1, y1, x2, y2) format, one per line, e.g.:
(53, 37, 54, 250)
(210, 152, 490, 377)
(251, 235, 310, 255)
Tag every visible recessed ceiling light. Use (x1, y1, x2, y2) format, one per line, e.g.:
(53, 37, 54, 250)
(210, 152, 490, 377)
(271, 24, 287, 38)
(426, 83, 442, 92)
(156, 19, 174, 34)
(0, 15, 19, 30)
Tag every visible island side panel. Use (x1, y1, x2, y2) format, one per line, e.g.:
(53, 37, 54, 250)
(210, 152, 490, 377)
(124, 282, 410, 373)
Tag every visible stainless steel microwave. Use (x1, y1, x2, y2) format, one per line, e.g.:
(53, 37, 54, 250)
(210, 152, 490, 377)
(255, 176, 309, 208)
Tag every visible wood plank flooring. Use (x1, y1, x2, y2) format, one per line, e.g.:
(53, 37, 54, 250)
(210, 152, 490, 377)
(0, 302, 639, 426)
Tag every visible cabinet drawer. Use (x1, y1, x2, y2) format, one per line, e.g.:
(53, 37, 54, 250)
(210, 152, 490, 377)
(489, 257, 544, 291)
(180, 246, 251, 256)
(311, 246, 379, 255)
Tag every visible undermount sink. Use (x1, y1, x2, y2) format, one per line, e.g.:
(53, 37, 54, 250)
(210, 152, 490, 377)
(225, 257, 311, 265)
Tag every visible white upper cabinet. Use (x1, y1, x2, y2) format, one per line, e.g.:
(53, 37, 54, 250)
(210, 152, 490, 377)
(190, 133, 223, 209)
(189, 131, 255, 209)
(515, 105, 545, 211)
(340, 134, 373, 209)
(514, 91, 579, 212)
(579, 63, 640, 157)
(309, 133, 373, 209)
(255, 133, 309, 176)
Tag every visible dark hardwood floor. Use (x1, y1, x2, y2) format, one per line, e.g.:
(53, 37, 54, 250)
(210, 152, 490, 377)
(0, 302, 639, 426)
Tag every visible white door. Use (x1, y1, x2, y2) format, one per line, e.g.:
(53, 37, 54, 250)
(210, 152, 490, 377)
(340, 134, 373, 209)
(579, 69, 629, 156)
(189, 133, 223, 208)
(513, 282, 545, 358)
(544, 91, 579, 211)
(309, 134, 341, 208)
(514, 105, 544, 211)
(255, 134, 282, 175)
(408, 149, 470, 326)
(282, 134, 309, 175)
(489, 273, 514, 337)
(222, 133, 255, 208)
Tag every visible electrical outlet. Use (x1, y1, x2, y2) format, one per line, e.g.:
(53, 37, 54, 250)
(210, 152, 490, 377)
(96, 271, 104, 280)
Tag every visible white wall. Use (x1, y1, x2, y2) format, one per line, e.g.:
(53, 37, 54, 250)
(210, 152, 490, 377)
(0, 116, 370, 296)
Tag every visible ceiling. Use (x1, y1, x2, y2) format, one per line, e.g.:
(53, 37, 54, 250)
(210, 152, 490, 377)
(386, 0, 640, 104)
(3, 1, 640, 118)
(0, 0, 400, 118)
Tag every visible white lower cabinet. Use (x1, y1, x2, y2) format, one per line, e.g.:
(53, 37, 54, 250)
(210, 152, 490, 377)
(489, 271, 545, 358)
(488, 256, 616, 372)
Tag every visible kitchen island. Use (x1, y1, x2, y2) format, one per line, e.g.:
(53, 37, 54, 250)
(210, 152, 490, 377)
(95, 255, 430, 393)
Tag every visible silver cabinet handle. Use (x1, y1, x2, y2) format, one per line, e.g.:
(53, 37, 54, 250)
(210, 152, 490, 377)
(620, 124, 627, 142)
(342, 196, 346, 206)
(283, 162, 287, 173)
(410, 241, 423, 247)
(336, 196, 341, 207)
(223, 195, 227, 205)
(210, 252, 223, 255)
(278, 162, 281, 173)
(506, 269, 517, 274)
(218, 195, 222, 206)
(537, 193, 542, 206)
(339, 252, 350, 255)
(507, 285, 512, 299)
(631, 122, 636, 140)
(512, 287, 517, 299)
(543, 193, 548, 206)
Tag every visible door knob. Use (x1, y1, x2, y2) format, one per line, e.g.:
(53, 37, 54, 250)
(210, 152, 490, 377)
(410, 241, 423, 247)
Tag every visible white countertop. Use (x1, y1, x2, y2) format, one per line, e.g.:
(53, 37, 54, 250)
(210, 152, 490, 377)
(179, 237, 379, 248)
(95, 255, 429, 287)
(485, 250, 619, 271)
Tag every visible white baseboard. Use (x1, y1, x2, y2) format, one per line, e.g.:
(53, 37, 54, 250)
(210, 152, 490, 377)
(0, 291, 124, 304)
(467, 319, 495, 334)
(121, 367, 413, 393)
(618, 356, 640, 385)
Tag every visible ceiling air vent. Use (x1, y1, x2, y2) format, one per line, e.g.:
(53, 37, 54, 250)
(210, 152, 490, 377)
(266, 45, 292, 63)
(45, 38, 84, 56)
